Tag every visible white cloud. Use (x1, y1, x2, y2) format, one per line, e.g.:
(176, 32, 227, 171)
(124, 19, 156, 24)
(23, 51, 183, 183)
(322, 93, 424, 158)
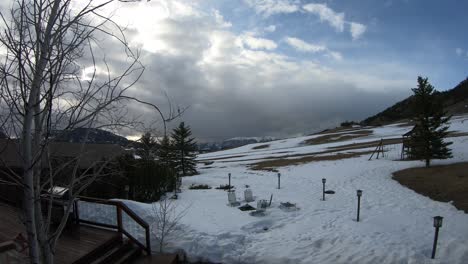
(302, 3, 367, 39)
(327, 51, 343, 61)
(240, 35, 278, 50)
(285, 37, 342, 61)
(265, 25, 276, 32)
(244, 0, 299, 17)
(350, 22, 367, 40)
(285, 37, 326, 52)
(303, 3, 345, 32)
(243, 2, 367, 40)
(213, 9, 232, 28)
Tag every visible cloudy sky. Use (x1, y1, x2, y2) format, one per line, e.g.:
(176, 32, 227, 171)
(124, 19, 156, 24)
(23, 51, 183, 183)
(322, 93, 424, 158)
(3, 0, 468, 141)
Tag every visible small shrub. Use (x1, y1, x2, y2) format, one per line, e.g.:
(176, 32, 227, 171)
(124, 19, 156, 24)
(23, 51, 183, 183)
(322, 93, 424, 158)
(189, 184, 212, 190)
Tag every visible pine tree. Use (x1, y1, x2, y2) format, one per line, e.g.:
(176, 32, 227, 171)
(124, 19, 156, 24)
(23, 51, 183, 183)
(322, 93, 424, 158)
(158, 135, 174, 167)
(406, 76, 452, 167)
(171, 122, 198, 176)
(138, 132, 157, 161)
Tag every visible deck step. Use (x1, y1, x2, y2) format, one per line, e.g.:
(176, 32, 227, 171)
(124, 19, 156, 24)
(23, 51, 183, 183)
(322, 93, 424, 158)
(114, 246, 142, 264)
(88, 241, 143, 264)
(132, 253, 179, 264)
(90, 242, 125, 264)
(73, 235, 122, 264)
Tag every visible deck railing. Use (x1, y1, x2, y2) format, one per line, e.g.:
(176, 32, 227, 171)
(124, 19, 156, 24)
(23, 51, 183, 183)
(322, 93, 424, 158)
(74, 197, 151, 255)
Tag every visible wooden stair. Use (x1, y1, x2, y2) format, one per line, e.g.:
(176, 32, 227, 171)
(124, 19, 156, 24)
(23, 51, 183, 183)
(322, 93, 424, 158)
(132, 253, 179, 264)
(73, 236, 142, 264)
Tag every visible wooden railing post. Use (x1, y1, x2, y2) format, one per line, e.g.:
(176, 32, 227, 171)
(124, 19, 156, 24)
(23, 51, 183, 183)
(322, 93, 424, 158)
(117, 206, 123, 239)
(73, 199, 80, 224)
(145, 227, 151, 255)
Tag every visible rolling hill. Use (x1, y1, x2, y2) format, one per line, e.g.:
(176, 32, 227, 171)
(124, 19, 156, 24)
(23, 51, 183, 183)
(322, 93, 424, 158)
(362, 78, 468, 126)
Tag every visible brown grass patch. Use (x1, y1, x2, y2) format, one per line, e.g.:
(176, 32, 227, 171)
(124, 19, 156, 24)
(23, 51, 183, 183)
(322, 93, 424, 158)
(312, 126, 368, 135)
(327, 138, 403, 152)
(393, 162, 468, 213)
(249, 151, 374, 171)
(197, 154, 246, 162)
(395, 120, 414, 127)
(303, 130, 373, 146)
(448, 131, 468, 137)
(252, 144, 270, 150)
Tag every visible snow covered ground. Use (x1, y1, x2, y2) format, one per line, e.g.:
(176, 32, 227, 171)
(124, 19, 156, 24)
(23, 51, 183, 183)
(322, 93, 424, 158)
(122, 115, 468, 264)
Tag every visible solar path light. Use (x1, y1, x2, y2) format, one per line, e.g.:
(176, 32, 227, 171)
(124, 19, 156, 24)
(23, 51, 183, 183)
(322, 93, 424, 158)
(356, 190, 362, 222)
(431, 216, 443, 259)
(278, 173, 281, 189)
(322, 178, 326, 201)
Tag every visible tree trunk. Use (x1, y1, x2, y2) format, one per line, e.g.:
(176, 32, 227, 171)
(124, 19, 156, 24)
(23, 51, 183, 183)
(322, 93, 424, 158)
(22, 108, 40, 264)
(425, 158, 430, 168)
(26, 1, 62, 262)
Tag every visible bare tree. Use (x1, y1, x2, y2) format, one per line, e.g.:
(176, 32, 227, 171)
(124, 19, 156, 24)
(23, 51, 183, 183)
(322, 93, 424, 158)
(0, 0, 179, 263)
(149, 198, 187, 253)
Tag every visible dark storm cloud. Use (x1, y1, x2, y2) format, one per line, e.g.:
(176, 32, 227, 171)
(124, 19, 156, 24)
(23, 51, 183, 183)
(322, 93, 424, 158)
(129, 48, 411, 141)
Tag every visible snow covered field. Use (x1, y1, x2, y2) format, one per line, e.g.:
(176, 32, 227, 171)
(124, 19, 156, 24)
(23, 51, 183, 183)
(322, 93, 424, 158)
(125, 115, 468, 264)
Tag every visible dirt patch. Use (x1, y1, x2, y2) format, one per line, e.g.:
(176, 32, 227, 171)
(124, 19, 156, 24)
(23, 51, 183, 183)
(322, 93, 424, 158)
(252, 144, 270, 150)
(312, 126, 370, 135)
(303, 130, 373, 146)
(395, 120, 414, 127)
(327, 138, 403, 152)
(448, 131, 468, 137)
(197, 154, 246, 162)
(249, 151, 374, 171)
(393, 162, 468, 213)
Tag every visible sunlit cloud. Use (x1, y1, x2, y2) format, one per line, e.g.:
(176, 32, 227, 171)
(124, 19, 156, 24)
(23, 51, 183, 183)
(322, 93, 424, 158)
(350, 22, 367, 40)
(303, 3, 345, 32)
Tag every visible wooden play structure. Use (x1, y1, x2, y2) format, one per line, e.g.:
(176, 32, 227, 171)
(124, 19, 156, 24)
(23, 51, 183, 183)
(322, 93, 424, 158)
(368, 139, 385, 160)
(401, 126, 417, 160)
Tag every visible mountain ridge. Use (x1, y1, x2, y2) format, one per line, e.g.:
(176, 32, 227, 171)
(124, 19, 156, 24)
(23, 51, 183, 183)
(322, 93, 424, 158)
(361, 78, 468, 126)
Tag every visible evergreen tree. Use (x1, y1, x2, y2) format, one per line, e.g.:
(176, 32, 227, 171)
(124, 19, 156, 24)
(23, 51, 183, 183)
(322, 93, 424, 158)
(138, 132, 157, 161)
(171, 122, 198, 176)
(158, 135, 174, 167)
(406, 76, 452, 167)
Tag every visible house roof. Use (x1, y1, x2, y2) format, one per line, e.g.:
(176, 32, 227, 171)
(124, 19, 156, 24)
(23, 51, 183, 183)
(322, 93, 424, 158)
(0, 139, 127, 169)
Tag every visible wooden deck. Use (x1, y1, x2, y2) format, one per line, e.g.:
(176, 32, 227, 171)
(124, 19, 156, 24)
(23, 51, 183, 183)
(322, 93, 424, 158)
(0, 202, 120, 264)
(0, 202, 23, 243)
(133, 254, 179, 264)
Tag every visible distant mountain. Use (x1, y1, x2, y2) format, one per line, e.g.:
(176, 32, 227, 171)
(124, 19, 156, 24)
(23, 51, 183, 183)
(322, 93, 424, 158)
(51, 128, 131, 146)
(198, 136, 276, 152)
(362, 78, 468, 126)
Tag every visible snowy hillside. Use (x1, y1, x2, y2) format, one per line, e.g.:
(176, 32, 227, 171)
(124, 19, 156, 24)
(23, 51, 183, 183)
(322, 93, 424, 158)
(127, 115, 468, 263)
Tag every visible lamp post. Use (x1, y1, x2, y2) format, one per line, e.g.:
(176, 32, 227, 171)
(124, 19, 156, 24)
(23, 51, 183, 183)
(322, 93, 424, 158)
(356, 190, 362, 222)
(431, 216, 443, 259)
(278, 173, 281, 189)
(228, 173, 231, 191)
(322, 178, 326, 201)
(173, 173, 178, 199)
